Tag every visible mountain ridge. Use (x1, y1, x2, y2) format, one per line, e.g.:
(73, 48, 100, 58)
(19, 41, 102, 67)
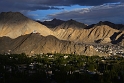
(54, 23, 124, 44)
(37, 18, 65, 28)
(0, 12, 123, 56)
(54, 19, 87, 31)
(0, 33, 106, 56)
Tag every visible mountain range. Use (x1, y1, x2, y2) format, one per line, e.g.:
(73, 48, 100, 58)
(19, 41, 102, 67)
(0, 12, 123, 56)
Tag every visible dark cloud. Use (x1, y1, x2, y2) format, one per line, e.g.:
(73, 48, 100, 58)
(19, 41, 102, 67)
(11, 0, 123, 6)
(0, 0, 63, 12)
(48, 4, 124, 24)
(0, 0, 124, 24)
(0, 0, 123, 12)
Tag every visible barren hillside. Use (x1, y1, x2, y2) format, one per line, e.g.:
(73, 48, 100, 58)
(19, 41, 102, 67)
(0, 33, 106, 56)
(0, 12, 53, 38)
(54, 20, 124, 44)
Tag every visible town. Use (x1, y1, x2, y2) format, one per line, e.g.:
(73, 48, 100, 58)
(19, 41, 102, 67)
(93, 44, 124, 56)
(0, 52, 124, 83)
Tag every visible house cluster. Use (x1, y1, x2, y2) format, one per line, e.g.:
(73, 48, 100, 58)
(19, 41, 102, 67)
(94, 45, 124, 56)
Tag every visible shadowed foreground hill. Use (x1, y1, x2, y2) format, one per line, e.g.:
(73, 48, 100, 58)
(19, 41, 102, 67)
(0, 33, 105, 56)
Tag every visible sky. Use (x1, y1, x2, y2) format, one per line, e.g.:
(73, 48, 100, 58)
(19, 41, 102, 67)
(0, 0, 124, 24)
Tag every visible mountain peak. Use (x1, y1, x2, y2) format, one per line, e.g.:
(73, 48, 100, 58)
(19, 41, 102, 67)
(96, 21, 124, 30)
(55, 19, 87, 30)
(97, 21, 114, 25)
(66, 19, 79, 23)
(1, 11, 22, 15)
(40, 18, 65, 28)
(0, 12, 53, 38)
(52, 18, 59, 21)
(0, 11, 28, 24)
(0, 12, 25, 18)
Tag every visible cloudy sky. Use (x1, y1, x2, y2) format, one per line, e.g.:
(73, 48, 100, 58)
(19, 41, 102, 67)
(0, 0, 124, 24)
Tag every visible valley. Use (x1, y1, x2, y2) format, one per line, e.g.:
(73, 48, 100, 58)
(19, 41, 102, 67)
(0, 11, 124, 83)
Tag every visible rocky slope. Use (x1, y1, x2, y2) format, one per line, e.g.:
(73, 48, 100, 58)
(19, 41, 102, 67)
(121, 39, 124, 46)
(0, 33, 106, 56)
(53, 20, 124, 44)
(0, 12, 53, 38)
